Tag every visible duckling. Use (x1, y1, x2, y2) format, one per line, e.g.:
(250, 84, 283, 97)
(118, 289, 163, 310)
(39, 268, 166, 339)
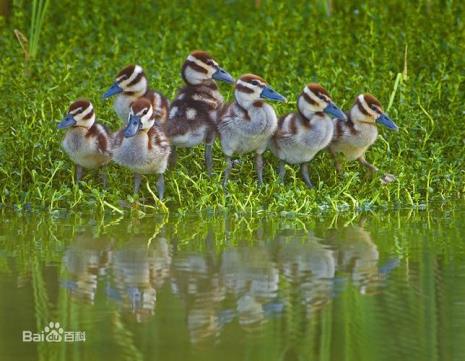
(103, 64, 169, 124)
(166, 50, 234, 176)
(57, 99, 112, 184)
(112, 98, 171, 199)
(328, 94, 398, 183)
(270, 83, 345, 188)
(217, 74, 286, 187)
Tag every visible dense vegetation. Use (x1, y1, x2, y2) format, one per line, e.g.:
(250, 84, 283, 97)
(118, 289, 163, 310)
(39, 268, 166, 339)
(1, 0, 464, 214)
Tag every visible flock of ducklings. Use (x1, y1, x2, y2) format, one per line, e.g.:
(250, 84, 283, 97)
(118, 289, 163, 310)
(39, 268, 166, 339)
(58, 50, 399, 200)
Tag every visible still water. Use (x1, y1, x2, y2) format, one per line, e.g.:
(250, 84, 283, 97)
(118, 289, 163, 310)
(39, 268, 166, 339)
(1, 206, 465, 361)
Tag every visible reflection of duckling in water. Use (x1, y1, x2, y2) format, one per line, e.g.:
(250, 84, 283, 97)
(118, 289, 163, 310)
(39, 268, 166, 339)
(326, 223, 382, 295)
(110, 237, 172, 322)
(62, 233, 113, 305)
(171, 232, 226, 345)
(276, 229, 335, 315)
(221, 244, 280, 331)
(236, 294, 264, 331)
(150, 237, 172, 290)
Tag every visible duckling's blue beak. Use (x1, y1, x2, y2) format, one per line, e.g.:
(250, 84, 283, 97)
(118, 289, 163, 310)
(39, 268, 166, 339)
(377, 113, 399, 131)
(260, 86, 286, 102)
(103, 83, 123, 99)
(57, 115, 76, 129)
(324, 102, 346, 119)
(124, 114, 141, 138)
(212, 67, 234, 84)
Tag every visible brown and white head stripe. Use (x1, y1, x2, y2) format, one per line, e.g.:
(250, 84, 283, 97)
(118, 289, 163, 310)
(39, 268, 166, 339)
(124, 98, 156, 137)
(234, 74, 286, 107)
(300, 83, 331, 113)
(58, 99, 96, 129)
(131, 98, 155, 128)
(298, 83, 345, 120)
(355, 94, 383, 121)
(182, 50, 234, 86)
(103, 64, 148, 98)
(353, 94, 398, 130)
(236, 74, 266, 95)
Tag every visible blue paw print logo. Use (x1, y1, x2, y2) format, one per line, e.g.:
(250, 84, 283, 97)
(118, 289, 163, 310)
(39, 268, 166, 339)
(44, 322, 64, 342)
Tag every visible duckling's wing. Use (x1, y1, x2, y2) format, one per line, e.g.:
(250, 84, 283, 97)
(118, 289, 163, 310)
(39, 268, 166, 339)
(274, 113, 298, 146)
(146, 90, 170, 123)
(216, 103, 236, 131)
(148, 125, 170, 152)
(275, 129, 298, 147)
(332, 117, 349, 141)
(112, 129, 124, 149)
(92, 123, 112, 156)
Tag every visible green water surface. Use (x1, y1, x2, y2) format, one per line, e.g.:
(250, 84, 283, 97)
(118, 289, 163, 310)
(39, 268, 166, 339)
(1, 206, 465, 361)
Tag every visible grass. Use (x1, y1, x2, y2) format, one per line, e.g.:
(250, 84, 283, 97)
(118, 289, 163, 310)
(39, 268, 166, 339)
(0, 0, 464, 215)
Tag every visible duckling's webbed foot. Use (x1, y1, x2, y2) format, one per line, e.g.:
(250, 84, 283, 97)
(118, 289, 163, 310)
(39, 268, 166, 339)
(278, 160, 286, 184)
(222, 156, 232, 190)
(157, 174, 165, 200)
(75, 165, 84, 183)
(134, 173, 142, 194)
(358, 156, 378, 175)
(300, 163, 314, 188)
(205, 143, 213, 177)
(381, 173, 396, 184)
(255, 153, 264, 186)
(330, 149, 343, 174)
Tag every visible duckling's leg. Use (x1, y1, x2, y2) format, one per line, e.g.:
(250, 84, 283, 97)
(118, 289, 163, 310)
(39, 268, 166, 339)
(157, 174, 165, 200)
(329, 149, 342, 174)
(278, 160, 286, 183)
(75, 165, 84, 182)
(255, 153, 264, 186)
(205, 131, 215, 177)
(358, 156, 378, 174)
(222, 156, 233, 189)
(300, 163, 314, 188)
(205, 143, 213, 177)
(134, 173, 142, 194)
(169, 146, 177, 169)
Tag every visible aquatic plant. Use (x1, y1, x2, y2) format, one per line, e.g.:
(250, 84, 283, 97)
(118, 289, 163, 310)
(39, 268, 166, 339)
(29, 0, 50, 58)
(13, 0, 50, 61)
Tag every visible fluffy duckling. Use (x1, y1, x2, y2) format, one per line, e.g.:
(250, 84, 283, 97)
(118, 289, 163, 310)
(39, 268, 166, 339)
(103, 64, 169, 124)
(113, 98, 171, 199)
(57, 99, 112, 184)
(217, 74, 286, 187)
(166, 50, 234, 176)
(270, 83, 345, 188)
(329, 94, 398, 183)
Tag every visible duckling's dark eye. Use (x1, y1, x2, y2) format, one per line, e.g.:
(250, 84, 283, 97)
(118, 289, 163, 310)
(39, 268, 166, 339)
(251, 80, 259, 86)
